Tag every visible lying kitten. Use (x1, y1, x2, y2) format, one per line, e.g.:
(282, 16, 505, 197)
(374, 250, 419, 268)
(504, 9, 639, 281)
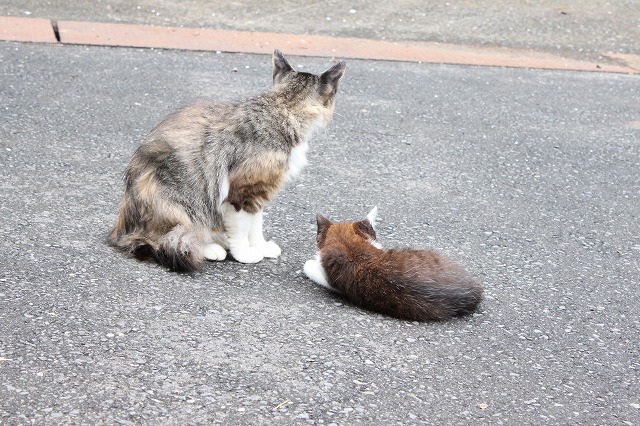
(108, 50, 346, 271)
(304, 208, 483, 321)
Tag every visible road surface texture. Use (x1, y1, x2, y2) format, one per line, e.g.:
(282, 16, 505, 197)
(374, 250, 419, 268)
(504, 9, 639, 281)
(1, 0, 639, 424)
(1, 41, 639, 424)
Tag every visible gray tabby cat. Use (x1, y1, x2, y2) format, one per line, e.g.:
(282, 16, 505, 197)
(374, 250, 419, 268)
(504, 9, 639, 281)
(108, 50, 346, 271)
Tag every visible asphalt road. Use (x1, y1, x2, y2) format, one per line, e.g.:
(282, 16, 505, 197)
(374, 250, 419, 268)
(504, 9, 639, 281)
(1, 42, 639, 424)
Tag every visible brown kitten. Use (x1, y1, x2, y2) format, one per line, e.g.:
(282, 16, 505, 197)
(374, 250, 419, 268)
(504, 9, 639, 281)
(303, 208, 483, 321)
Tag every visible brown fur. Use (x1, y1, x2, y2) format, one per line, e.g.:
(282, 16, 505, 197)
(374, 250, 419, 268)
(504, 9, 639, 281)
(314, 214, 483, 321)
(226, 151, 288, 213)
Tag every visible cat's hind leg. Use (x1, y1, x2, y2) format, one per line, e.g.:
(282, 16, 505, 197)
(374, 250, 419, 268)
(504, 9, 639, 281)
(303, 254, 332, 290)
(222, 202, 264, 264)
(248, 210, 281, 259)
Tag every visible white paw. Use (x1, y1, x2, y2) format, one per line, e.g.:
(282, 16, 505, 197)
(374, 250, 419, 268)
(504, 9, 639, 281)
(303, 260, 316, 278)
(303, 258, 332, 289)
(203, 243, 227, 261)
(230, 246, 264, 264)
(261, 240, 282, 258)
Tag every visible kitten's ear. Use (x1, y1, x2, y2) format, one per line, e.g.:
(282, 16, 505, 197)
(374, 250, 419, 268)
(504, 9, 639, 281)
(316, 213, 332, 234)
(355, 219, 376, 240)
(273, 49, 295, 84)
(319, 61, 346, 93)
(366, 206, 378, 230)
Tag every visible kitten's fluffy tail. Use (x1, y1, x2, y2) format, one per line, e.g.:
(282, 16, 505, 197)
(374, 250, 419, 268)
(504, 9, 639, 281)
(108, 223, 205, 273)
(409, 278, 483, 321)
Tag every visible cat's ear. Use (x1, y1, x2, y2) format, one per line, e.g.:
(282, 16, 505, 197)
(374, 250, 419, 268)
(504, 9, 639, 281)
(366, 206, 378, 230)
(316, 213, 332, 234)
(321, 61, 346, 85)
(355, 219, 376, 240)
(319, 61, 346, 94)
(273, 49, 295, 84)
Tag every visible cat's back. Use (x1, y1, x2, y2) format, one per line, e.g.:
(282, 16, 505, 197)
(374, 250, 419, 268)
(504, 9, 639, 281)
(377, 247, 480, 291)
(143, 100, 233, 149)
(326, 247, 463, 283)
(322, 244, 482, 321)
(145, 95, 294, 153)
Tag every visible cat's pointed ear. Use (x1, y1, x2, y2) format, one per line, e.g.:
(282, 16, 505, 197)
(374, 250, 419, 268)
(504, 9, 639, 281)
(273, 49, 295, 84)
(355, 219, 376, 240)
(366, 206, 378, 230)
(316, 213, 332, 234)
(320, 61, 346, 92)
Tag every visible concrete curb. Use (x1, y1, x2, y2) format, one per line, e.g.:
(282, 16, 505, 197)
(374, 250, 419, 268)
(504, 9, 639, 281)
(2, 16, 639, 74)
(0, 16, 57, 43)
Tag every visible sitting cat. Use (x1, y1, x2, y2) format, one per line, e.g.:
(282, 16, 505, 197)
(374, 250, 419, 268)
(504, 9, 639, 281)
(304, 208, 483, 321)
(108, 50, 346, 271)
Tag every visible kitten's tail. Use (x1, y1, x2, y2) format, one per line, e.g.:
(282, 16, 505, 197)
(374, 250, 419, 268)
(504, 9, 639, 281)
(108, 221, 205, 273)
(412, 280, 483, 321)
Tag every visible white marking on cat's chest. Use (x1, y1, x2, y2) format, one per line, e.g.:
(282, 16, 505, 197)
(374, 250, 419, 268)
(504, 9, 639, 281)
(218, 172, 230, 207)
(285, 141, 309, 181)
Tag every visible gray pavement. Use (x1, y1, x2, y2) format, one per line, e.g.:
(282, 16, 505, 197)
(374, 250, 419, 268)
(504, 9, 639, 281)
(1, 39, 640, 424)
(2, 0, 639, 63)
(2, 0, 640, 423)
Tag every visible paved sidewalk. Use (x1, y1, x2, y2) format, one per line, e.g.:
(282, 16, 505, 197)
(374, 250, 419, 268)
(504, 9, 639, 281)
(2, 0, 639, 58)
(1, 1, 639, 72)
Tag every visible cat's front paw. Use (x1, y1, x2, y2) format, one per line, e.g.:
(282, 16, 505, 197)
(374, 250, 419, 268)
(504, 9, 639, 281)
(230, 246, 264, 264)
(261, 240, 282, 258)
(203, 243, 227, 261)
(303, 258, 331, 289)
(303, 260, 316, 279)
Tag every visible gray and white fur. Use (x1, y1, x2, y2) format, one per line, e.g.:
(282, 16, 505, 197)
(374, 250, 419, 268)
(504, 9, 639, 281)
(108, 50, 346, 271)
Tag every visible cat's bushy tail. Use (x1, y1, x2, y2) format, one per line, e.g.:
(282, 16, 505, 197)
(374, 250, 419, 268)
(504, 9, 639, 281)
(108, 225, 205, 273)
(108, 198, 205, 272)
(408, 278, 483, 321)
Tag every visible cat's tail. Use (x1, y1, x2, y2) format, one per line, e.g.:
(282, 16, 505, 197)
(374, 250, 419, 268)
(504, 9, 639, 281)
(414, 279, 484, 321)
(108, 219, 206, 273)
(109, 225, 206, 272)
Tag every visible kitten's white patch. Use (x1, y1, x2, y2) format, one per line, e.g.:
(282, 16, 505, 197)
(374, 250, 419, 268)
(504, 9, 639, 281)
(285, 141, 309, 181)
(304, 254, 332, 290)
(366, 207, 381, 248)
(366, 206, 378, 229)
(368, 239, 383, 249)
(203, 243, 227, 261)
(222, 202, 264, 264)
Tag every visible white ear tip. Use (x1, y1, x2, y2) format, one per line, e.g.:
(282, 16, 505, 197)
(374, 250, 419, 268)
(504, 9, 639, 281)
(366, 206, 378, 224)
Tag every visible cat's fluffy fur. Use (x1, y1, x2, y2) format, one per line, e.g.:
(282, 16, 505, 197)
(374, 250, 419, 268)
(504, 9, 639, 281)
(108, 50, 346, 271)
(304, 208, 483, 321)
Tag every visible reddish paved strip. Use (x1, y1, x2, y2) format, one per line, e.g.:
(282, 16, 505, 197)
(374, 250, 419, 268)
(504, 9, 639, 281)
(0, 16, 57, 43)
(1, 16, 639, 74)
